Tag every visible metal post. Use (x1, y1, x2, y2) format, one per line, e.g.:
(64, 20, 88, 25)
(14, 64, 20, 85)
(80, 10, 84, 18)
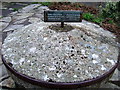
(61, 22, 64, 28)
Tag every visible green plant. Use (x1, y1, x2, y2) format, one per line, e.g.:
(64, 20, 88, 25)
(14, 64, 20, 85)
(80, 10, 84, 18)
(83, 13, 94, 21)
(92, 18, 103, 24)
(13, 8, 19, 11)
(0, 16, 3, 19)
(76, 4, 80, 8)
(99, 2, 120, 22)
(83, 13, 104, 25)
(108, 19, 114, 24)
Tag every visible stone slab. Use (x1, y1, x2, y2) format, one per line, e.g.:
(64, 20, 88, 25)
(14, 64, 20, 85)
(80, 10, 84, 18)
(0, 77, 15, 88)
(0, 22, 9, 30)
(19, 4, 41, 13)
(0, 17, 11, 23)
(12, 13, 34, 21)
(28, 17, 41, 23)
(13, 19, 27, 24)
(0, 64, 8, 79)
(3, 25, 24, 32)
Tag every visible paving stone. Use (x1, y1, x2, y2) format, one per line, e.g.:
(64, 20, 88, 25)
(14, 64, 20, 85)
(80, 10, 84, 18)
(28, 17, 42, 23)
(19, 4, 41, 13)
(110, 69, 119, 81)
(10, 11, 18, 16)
(101, 82, 120, 89)
(0, 17, 12, 23)
(0, 55, 2, 65)
(37, 6, 49, 14)
(0, 22, 9, 30)
(38, 6, 49, 10)
(0, 77, 15, 88)
(3, 25, 24, 32)
(12, 13, 34, 21)
(0, 64, 8, 79)
(35, 13, 44, 20)
(13, 19, 27, 24)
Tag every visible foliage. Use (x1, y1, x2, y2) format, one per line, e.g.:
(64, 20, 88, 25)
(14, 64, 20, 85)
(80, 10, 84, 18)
(83, 13, 94, 21)
(99, 2, 120, 22)
(13, 8, 19, 11)
(108, 19, 114, 24)
(92, 17, 103, 24)
(83, 13, 104, 24)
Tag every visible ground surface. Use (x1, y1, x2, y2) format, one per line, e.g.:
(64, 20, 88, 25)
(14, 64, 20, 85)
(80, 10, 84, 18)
(0, 2, 120, 89)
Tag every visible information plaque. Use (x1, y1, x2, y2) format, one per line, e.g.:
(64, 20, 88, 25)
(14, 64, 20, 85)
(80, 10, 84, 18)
(44, 10, 82, 27)
(44, 10, 82, 22)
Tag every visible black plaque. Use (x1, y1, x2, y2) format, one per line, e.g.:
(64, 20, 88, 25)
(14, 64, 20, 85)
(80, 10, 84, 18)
(44, 10, 82, 22)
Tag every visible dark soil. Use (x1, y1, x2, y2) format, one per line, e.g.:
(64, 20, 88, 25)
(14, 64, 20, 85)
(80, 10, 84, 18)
(49, 24, 74, 32)
(49, 2, 98, 14)
(48, 2, 120, 40)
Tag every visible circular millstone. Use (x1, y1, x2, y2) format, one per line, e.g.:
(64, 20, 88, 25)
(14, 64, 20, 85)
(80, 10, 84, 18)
(2, 22, 119, 82)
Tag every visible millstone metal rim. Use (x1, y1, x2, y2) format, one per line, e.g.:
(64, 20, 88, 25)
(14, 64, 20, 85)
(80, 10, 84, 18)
(2, 55, 118, 89)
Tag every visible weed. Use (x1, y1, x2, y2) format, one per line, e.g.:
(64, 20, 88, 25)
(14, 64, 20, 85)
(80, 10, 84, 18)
(13, 8, 19, 11)
(83, 13, 94, 21)
(92, 18, 103, 24)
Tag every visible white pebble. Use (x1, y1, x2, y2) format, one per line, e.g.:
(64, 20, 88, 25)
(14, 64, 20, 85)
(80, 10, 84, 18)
(43, 75, 49, 81)
(29, 47, 36, 53)
(49, 66, 56, 71)
(73, 75, 77, 78)
(92, 54, 99, 59)
(107, 58, 115, 65)
(19, 58, 25, 63)
(101, 65, 106, 70)
(57, 73, 63, 78)
(92, 60, 98, 64)
(81, 49, 85, 54)
(44, 37, 47, 41)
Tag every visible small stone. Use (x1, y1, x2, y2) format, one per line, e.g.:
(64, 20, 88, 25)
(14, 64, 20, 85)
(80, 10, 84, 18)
(81, 49, 85, 54)
(49, 66, 56, 71)
(92, 54, 99, 59)
(57, 73, 63, 78)
(101, 65, 106, 71)
(73, 75, 77, 78)
(44, 37, 48, 41)
(92, 60, 98, 64)
(0, 77, 15, 88)
(29, 47, 36, 53)
(43, 75, 49, 81)
(107, 58, 115, 65)
(19, 58, 25, 64)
